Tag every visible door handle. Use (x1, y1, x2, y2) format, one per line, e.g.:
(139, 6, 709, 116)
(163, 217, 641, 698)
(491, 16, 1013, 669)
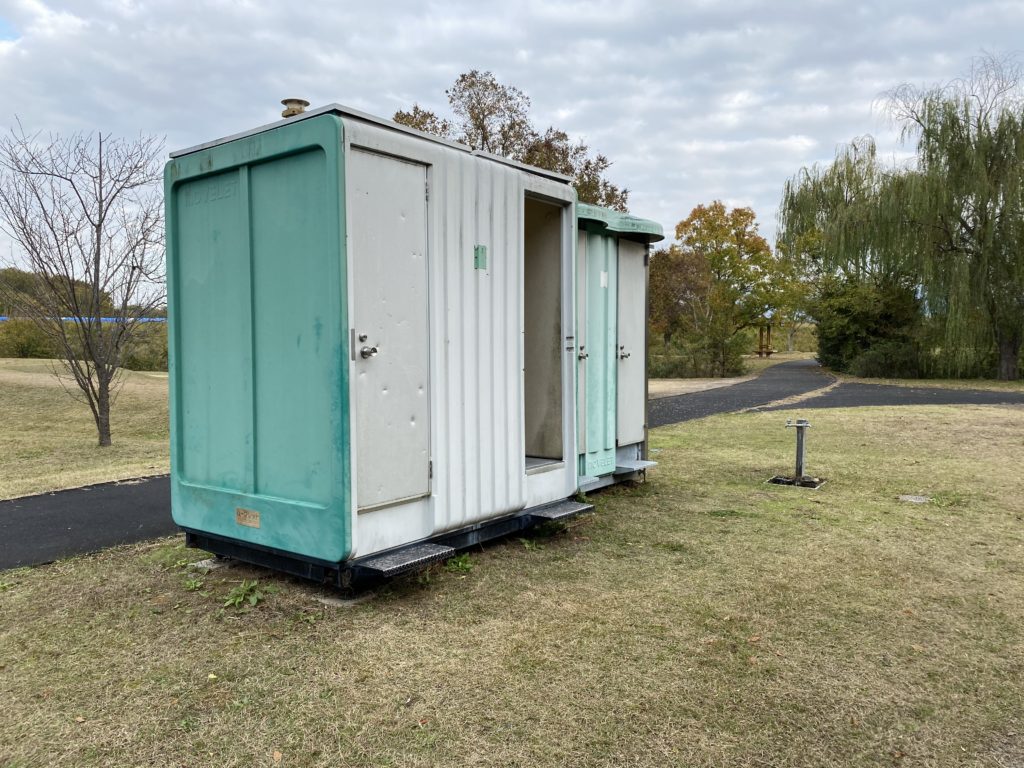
(360, 346, 379, 359)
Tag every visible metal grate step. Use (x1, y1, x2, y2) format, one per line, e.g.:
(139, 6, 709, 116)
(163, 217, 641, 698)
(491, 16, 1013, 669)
(356, 542, 455, 578)
(528, 499, 593, 523)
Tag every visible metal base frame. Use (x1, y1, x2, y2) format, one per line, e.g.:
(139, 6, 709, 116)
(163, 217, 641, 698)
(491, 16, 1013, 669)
(183, 498, 593, 591)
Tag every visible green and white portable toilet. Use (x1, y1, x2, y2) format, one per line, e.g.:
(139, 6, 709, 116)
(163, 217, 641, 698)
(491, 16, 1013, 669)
(575, 204, 664, 490)
(165, 103, 589, 586)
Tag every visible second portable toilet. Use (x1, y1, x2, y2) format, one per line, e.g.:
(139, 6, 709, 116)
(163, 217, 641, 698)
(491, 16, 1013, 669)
(576, 204, 664, 490)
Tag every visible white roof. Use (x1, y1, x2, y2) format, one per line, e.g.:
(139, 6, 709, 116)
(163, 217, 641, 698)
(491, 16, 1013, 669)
(169, 103, 573, 184)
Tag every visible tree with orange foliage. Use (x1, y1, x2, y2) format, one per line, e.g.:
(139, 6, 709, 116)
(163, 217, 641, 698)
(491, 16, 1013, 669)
(651, 201, 784, 376)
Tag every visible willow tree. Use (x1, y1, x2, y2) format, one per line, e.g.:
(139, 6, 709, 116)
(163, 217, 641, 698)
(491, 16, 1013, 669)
(781, 55, 1024, 379)
(779, 136, 909, 283)
(888, 54, 1024, 380)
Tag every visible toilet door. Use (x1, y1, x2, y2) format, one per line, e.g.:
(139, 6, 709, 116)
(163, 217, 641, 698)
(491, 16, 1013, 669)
(348, 149, 431, 511)
(577, 229, 617, 478)
(616, 240, 646, 446)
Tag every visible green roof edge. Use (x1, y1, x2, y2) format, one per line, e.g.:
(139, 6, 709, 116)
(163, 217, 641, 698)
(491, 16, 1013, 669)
(576, 203, 665, 243)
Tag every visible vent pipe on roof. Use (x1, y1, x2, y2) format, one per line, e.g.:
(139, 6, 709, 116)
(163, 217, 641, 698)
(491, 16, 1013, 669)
(281, 98, 310, 118)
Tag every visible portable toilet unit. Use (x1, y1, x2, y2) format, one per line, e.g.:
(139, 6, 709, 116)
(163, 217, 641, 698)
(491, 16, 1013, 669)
(575, 204, 664, 490)
(165, 104, 588, 586)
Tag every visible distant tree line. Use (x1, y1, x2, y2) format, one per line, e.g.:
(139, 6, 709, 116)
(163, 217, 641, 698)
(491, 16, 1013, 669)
(0, 267, 166, 369)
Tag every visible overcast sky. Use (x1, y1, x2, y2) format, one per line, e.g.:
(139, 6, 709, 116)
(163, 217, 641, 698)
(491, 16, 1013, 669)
(1, 0, 1022, 248)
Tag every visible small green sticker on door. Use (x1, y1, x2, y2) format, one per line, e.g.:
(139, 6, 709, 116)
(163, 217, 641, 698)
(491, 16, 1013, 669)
(474, 245, 487, 270)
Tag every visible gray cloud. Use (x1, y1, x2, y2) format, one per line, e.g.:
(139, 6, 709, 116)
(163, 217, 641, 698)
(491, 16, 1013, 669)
(0, 0, 1022, 248)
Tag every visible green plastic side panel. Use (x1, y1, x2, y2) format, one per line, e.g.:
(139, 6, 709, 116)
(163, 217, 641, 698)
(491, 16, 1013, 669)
(175, 170, 254, 490)
(165, 115, 350, 563)
(579, 229, 618, 477)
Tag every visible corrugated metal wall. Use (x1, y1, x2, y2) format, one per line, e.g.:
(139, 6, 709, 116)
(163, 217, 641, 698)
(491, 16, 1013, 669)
(437, 149, 525, 528)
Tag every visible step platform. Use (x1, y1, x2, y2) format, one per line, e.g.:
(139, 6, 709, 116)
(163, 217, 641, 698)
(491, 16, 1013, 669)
(528, 499, 593, 523)
(354, 542, 455, 578)
(353, 500, 593, 579)
(615, 459, 657, 474)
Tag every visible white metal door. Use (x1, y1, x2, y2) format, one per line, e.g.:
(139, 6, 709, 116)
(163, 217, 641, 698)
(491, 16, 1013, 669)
(349, 149, 430, 511)
(617, 240, 646, 446)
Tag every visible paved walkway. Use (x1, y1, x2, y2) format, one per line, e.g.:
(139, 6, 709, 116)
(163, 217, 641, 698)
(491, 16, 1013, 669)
(0, 476, 173, 570)
(649, 359, 832, 427)
(766, 381, 1024, 411)
(5, 360, 1024, 571)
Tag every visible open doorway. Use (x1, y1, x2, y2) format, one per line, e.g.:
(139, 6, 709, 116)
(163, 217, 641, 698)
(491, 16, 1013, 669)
(523, 196, 565, 472)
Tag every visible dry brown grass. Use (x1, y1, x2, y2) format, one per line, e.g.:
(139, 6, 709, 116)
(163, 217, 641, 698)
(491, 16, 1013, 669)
(2, 405, 1023, 766)
(0, 358, 169, 499)
(837, 373, 1024, 392)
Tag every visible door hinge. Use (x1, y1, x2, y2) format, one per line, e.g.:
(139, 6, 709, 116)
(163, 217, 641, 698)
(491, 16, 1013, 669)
(425, 179, 430, 201)
(428, 459, 433, 479)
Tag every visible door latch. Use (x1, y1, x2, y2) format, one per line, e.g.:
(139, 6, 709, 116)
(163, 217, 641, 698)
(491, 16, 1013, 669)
(360, 346, 379, 359)
(578, 345, 589, 361)
(619, 345, 631, 360)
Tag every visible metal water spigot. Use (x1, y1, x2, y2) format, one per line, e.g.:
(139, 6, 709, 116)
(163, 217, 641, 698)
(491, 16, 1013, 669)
(785, 419, 811, 480)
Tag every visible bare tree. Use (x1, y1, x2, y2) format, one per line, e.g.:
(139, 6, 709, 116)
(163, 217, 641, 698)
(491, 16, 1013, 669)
(0, 125, 165, 446)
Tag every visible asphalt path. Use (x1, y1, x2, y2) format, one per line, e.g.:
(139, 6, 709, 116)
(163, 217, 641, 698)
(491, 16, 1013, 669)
(767, 381, 1024, 410)
(0, 475, 173, 570)
(5, 359, 1024, 571)
(649, 359, 832, 427)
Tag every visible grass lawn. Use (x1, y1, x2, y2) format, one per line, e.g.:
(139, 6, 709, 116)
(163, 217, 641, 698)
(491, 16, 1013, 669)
(2, 404, 1023, 766)
(0, 358, 169, 499)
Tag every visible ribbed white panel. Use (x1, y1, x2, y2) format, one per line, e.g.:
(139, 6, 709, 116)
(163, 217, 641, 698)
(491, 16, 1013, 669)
(342, 119, 576, 557)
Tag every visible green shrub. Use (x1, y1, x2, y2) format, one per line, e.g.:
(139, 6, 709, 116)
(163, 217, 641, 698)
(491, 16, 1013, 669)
(810, 278, 922, 374)
(648, 333, 747, 378)
(648, 354, 690, 378)
(0, 317, 167, 370)
(850, 341, 921, 378)
(0, 319, 57, 358)
(120, 322, 167, 371)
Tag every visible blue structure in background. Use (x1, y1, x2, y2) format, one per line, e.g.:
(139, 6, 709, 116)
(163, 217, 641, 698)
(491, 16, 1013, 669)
(0, 316, 166, 322)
